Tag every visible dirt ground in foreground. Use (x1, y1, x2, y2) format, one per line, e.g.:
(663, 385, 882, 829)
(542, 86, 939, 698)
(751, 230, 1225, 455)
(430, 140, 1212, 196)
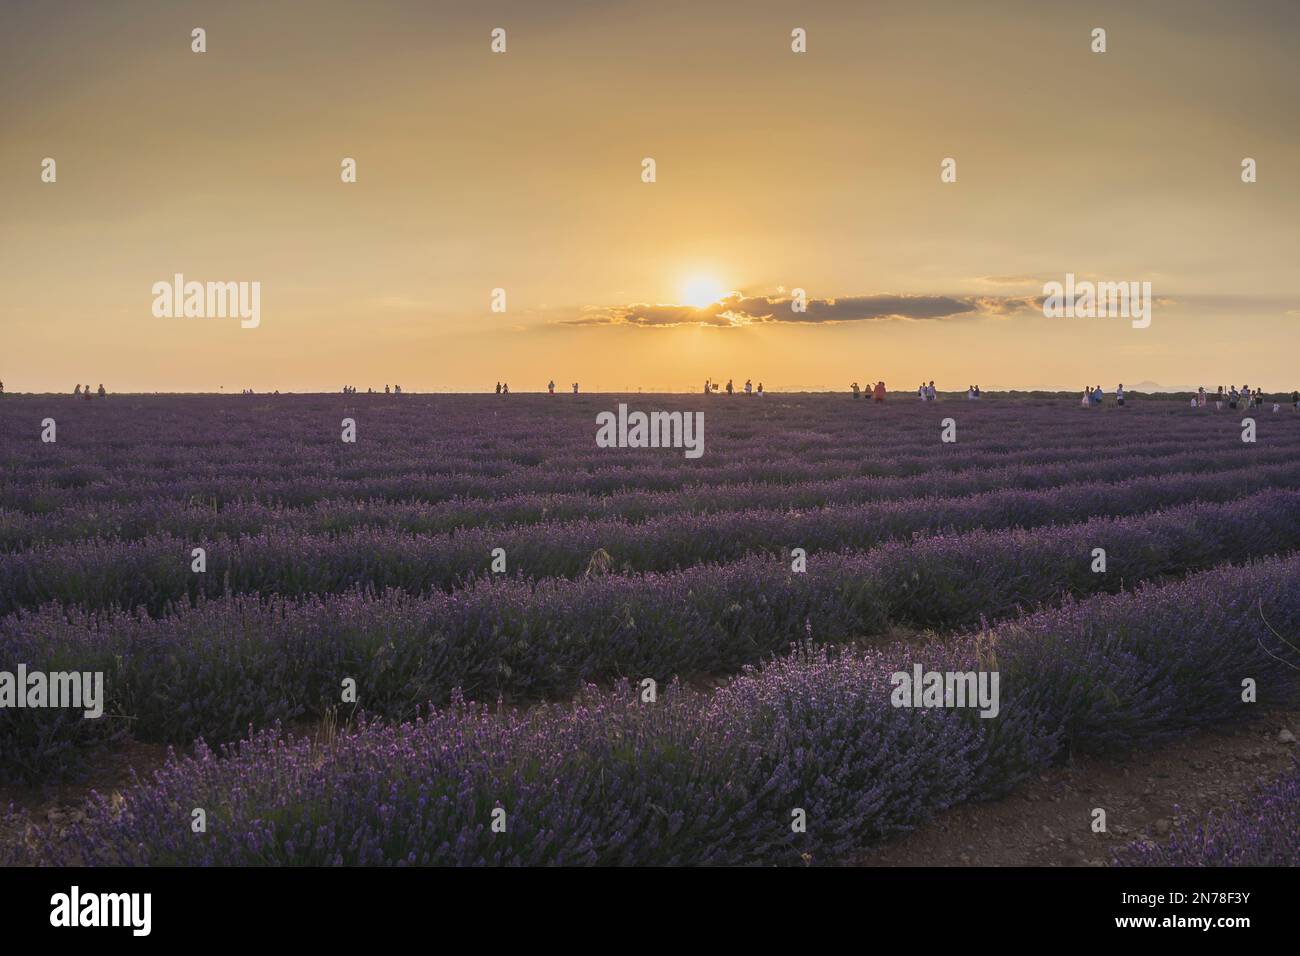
(856, 708, 1300, 867)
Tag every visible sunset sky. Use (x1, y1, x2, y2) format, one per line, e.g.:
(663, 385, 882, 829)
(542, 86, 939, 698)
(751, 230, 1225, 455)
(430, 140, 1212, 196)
(2, 0, 1297, 393)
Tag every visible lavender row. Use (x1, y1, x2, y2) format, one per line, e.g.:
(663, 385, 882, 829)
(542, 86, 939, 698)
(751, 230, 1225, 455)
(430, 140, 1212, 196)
(9, 555, 1300, 866)
(5, 464, 1300, 618)
(3, 428, 1251, 515)
(4, 491, 1299, 780)
(5, 396, 1283, 511)
(4, 441, 1293, 550)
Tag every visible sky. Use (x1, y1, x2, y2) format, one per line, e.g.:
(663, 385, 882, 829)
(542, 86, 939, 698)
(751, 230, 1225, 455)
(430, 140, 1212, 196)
(2, 0, 1298, 393)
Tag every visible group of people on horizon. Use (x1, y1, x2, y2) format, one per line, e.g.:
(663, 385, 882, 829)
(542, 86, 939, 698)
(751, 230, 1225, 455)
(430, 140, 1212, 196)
(1195, 384, 1269, 411)
(850, 381, 888, 402)
(704, 378, 764, 396)
(340, 385, 402, 395)
(6, 381, 1294, 402)
(1080, 384, 1123, 407)
(850, 381, 981, 401)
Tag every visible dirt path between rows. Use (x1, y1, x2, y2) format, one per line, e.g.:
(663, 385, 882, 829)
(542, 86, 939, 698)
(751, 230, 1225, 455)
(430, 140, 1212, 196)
(856, 708, 1300, 867)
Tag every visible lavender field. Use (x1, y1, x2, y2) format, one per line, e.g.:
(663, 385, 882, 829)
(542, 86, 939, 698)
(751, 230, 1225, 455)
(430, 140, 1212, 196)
(3, 392, 1299, 866)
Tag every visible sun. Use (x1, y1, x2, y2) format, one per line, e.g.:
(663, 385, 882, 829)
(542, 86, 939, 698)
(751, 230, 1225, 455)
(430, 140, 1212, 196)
(679, 275, 727, 309)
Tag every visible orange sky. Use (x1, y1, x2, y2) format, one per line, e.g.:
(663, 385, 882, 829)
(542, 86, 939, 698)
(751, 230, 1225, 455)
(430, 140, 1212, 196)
(2, 0, 1297, 393)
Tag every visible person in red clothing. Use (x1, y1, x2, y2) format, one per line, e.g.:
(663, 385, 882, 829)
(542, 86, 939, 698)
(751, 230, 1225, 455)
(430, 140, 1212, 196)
(873, 381, 886, 403)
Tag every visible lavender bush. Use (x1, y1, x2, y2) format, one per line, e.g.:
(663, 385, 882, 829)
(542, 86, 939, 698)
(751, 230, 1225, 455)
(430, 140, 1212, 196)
(5, 491, 1300, 779)
(9, 554, 1299, 866)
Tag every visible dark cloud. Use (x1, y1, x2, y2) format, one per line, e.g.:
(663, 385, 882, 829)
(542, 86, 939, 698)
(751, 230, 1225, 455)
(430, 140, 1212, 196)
(563, 292, 1040, 329)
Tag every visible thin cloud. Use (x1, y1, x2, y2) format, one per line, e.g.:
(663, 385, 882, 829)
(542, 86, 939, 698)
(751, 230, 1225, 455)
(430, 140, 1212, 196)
(974, 274, 1042, 287)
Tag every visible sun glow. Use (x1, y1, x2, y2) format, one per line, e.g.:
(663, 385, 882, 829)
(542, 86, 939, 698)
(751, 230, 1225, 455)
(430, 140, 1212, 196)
(679, 275, 727, 309)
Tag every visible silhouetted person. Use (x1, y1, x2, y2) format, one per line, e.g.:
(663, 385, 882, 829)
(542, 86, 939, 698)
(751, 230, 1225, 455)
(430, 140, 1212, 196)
(572, 382, 579, 394)
(74, 384, 81, 396)
(495, 382, 502, 395)
(97, 384, 105, 397)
